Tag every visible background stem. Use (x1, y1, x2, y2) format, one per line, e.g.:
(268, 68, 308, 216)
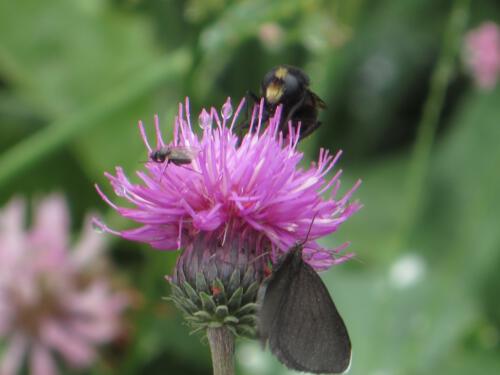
(394, 0, 470, 251)
(0, 49, 190, 189)
(207, 327, 235, 375)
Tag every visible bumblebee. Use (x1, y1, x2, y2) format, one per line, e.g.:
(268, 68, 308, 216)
(258, 65, 326, 140)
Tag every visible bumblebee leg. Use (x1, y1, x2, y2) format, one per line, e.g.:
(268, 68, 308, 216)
(247, 90, 260, 103)
(235, 91, 262, 146)
(298, 120, 322, 141)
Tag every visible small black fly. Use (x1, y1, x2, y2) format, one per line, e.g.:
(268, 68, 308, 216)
(149, 146, 197, 166)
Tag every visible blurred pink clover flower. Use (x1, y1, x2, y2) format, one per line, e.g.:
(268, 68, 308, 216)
(464, 21, 500, 89)
(0, 195, 128, 375)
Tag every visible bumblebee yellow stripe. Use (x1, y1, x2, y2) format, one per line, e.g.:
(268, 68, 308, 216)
(266, 82, 284, 103)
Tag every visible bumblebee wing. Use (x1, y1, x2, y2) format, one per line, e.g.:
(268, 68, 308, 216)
(309, 90, 327, 109)
(268, 259, 351, 374)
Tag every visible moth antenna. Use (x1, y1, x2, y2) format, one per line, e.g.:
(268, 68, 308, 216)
(301, 212, 318, 246)
(349, 255, 365, 265)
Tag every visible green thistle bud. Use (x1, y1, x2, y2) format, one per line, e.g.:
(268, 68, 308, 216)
(167, 232, 268, 338)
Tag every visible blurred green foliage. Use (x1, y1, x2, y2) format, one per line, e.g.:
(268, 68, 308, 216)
(1, 0, 499, 374)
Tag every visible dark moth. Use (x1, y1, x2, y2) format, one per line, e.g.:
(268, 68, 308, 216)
(258, 244, 351, 374)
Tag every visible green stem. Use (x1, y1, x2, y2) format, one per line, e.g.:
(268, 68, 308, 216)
(207, 327, 235, 375)
(0, 49, 191, 189)
(396, 0, 470, 250)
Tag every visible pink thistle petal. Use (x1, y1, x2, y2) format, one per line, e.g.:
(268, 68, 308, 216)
(96, 98, 361, 270)
(138, 120, 153, 153)
(121, 225, 180, 250)
(154, 114, 165, 148)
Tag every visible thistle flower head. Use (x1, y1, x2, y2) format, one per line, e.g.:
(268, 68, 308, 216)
(95, 97, 360, 336)
(95, 97, 361, 271)
(464, 21, 500, 90)
(0, 195, 128, 375)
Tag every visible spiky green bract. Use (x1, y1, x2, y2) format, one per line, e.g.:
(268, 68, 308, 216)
(167, 232, 266, 338)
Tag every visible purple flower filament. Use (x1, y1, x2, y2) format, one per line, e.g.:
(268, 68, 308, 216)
(94, 97, 361, 271)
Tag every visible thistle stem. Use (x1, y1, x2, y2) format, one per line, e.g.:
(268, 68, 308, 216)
(207, 327, 235, 375)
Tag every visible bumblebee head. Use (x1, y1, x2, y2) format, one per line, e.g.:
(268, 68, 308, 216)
(262, 65, 308, 106)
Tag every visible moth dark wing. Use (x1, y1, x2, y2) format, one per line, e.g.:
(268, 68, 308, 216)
(269, 261, 351, 374)
(258, 252, 296, 345)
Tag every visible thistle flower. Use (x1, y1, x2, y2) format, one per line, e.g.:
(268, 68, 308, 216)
(464, 21, 500, 90)
(94, 98, 361, 337)
(0, 195, 128, 375)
